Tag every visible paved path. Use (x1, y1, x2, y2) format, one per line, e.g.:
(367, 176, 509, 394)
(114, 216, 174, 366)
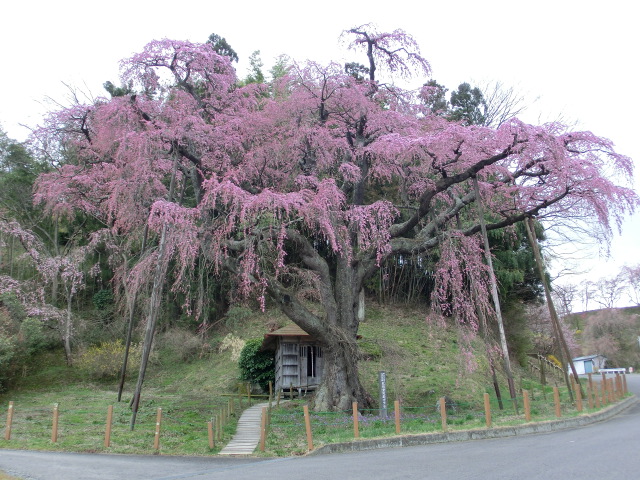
(218, 402, 269, 455)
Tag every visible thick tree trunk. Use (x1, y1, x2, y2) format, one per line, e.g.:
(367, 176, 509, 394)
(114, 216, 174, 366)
(265, 249, 373, 411)
(313, 336, 372, 411)
(323, 258, 368, 404)
(307, 260, 372, 411)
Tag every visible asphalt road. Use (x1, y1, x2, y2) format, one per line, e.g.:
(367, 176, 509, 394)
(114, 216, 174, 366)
(2, 376, 639, 480)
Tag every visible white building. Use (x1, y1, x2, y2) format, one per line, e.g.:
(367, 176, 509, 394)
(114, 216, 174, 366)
(570, 354, 607, 374)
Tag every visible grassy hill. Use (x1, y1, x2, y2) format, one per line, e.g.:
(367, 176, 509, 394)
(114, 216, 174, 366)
(0, 302, 520, 455)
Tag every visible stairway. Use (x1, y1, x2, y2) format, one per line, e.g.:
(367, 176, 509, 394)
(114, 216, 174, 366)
(218, 402, 268, 455)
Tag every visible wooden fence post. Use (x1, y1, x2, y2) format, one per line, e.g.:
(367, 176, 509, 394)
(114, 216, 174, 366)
(303, 405, 313, 451)
(153, 407, 162, 450)
(259, 407, 267, 452)
(601, 373, 607, 404)
(394, 400, 401, 434)
(553, 387, 561, 418)
(207, 420, 214, 449)
(104, 405, 113, 448)
(4, 401, 14, 441)
(5, 401, 14, 441)
(616, 374, 623, 399)
(575, 383, 583, 412)
(439, 397, 447, 431)
(352, 402, 360, 439)
(51, 403, 59, 443)
(523, 391, 531, 422)
(483, 393, 491, 427)
(608, 379, 614, 403)
(622, 373, 628, 395)
(618, 375, 624, 400)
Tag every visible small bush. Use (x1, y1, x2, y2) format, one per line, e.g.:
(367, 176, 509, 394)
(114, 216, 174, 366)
(0, 336, 17, 390)
(238, 338, 274, 392)
(0, 292, 27, 322)
(156, 328, 207, 362)
(0, 293, 52, 389)
(76, 340, 141, 379)
(19, 317, 50, 356)
(92, 289, 114, 310)
(219, 333, 245, 361)
(91, 289, 115, 325)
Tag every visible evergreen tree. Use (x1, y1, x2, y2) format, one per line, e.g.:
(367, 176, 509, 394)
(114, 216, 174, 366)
(449, 82, 487, 125)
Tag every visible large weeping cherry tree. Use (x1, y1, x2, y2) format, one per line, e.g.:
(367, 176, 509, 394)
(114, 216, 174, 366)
(32, 26, 637, 411)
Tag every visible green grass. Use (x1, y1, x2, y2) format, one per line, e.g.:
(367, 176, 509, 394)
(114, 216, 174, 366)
(358, 304, 494, 407)
(0, 350, 250, 455)
(0, 310, 279, 455)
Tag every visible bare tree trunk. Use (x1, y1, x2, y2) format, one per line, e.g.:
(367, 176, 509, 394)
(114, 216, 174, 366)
(474, 289, 504, 410)
(117, 287, 136, 402)
(458, 206, 505, 411)
(117, 225, 149, 402)
(9, 235, 14, 277)
(51, 217, 59, 303)
(524, 217, 580, 400)
(63, 286, 73, 366)
(129, 225, 170, 428)
(474, 177, 518, 412)
(130, 156, 179, 429)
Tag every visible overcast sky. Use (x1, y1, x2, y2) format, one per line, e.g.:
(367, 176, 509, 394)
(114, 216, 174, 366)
(1, 0, 638, 308)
